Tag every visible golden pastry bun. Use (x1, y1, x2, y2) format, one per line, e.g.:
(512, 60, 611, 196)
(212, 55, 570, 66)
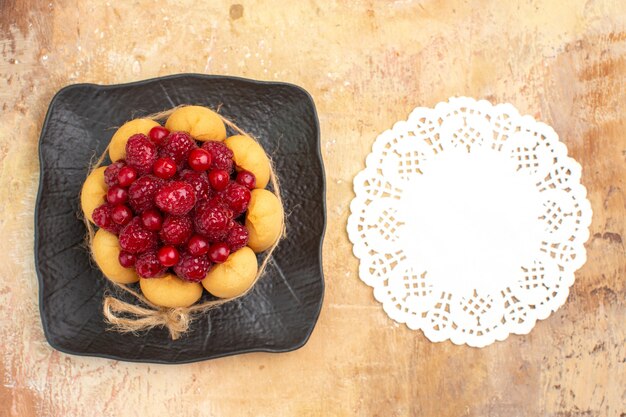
(165, 106, 226, 142)
(245, 189, 283, 253)
(92, 229, 139, 284)
(140, 274, 203, 308)
(202, 247, 258, 298)
(109, 118, 160, 162)
(81, 166, 108, 224)
(224, 134, 271, 189)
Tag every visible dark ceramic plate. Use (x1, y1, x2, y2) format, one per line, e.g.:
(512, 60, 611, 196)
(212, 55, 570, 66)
(35, 74, 325, 363)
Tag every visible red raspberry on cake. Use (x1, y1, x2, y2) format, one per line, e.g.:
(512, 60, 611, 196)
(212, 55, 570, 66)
(92, 203, 122, 234)
(226, 222, 249, 252)
(179, 169, 211, 202)
(155, 181, 196, 216)
(173, 252, 211, 282)
(159, 132, 197, 166)
(135, 250, 167, 278)
(194, 200, 233, 241)
(160, 215, 193, 246)
(118, 217, 158, 254)
(221, 182, 251, 216)
(104, 160, 125, 187)
(128, 175, 164, 213)
(201, 141, 234, 173)
(125, 134, 158, 174)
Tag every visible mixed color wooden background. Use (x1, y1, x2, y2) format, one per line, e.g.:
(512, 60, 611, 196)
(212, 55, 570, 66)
(1, 0, 624, 415)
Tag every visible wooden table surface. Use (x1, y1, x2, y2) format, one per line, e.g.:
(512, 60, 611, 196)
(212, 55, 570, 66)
(1, 1, 625, 416)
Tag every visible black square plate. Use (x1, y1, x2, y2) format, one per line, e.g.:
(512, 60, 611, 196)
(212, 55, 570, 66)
(35, 74, 325, 363)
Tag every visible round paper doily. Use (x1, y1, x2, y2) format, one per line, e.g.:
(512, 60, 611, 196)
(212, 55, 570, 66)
(347, 97, 592, 347)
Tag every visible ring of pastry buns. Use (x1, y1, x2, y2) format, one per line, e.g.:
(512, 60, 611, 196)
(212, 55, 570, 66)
(81, 105, 283, 308)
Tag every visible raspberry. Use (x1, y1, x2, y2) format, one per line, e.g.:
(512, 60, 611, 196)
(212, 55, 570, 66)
(125, 134, 158, 174)
(207, 191, 226, 209)
(128, 175, 163, 213)
(155, 181, 196, 216)
(221, 182, 251, 216)
(173, 252, 211, 282)
(226, 222, 249, 252)
(179, 169, 211, 201)
(160, 215, 193, 245)
(111, 204, 133, 225)
(201, 141, 234, 173)
(194, 200, 232, 241)
(202, 195, 235, 222)
(135, 250, 167, 278)
(118, 217, 158, 254)
(104, 160, 125, 187)
(92, 203, 122, 234)
(159, 132, 197, 166)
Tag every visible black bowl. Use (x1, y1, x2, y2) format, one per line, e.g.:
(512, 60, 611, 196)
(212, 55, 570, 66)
(35, 74, 325, 363)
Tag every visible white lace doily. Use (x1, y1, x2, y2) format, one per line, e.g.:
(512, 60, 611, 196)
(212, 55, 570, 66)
(347, 97, 592, 347)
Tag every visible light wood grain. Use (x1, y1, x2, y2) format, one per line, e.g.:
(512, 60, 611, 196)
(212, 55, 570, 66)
(1, 0, 624, 416)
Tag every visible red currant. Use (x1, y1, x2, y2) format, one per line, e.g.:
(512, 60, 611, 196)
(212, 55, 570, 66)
(158, 246, 180, 267)
(153, 157, 177, 179)
(208, 169, 229, 191)
(208, 242, 230, 263)
(118, 251, 137, 268)
(111, 205, 133, 225)
(149, 126, 170, 145)
(236, 170, 256, 189)
(188, 148, 212, 171)
(107, 185, 128, 205)
(141, 209, 163, 231)
(117, 166, 137, 187)
(187, 234, 210, 256)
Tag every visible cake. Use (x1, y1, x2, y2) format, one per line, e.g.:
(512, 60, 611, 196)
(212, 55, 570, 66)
(80, 105, 283, 308)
